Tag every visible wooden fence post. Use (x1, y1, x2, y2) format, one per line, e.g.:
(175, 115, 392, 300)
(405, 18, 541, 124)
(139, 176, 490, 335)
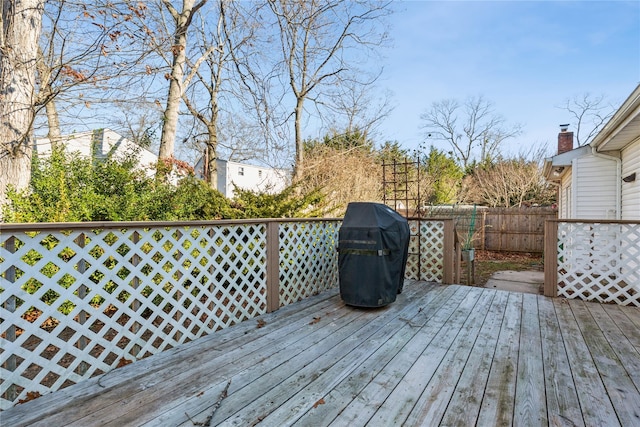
(266, 221, 280, 313)
(443, 219, 456, 284)
(544, 220, 558, 297)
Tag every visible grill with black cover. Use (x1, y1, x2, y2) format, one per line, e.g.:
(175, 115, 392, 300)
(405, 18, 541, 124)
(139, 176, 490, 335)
(338, 202, 410, 307)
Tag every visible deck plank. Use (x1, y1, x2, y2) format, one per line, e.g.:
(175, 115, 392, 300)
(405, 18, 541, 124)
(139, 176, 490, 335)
(255, 284, 443, 426)
(537, 295, 584, 427)
(569, 299, 640, 425)
(553, 298, 621, 427)
(101, 293, 376, 427)
(287, 286, 452, 427)
(476, 291, 523, 426)
(326, 285, 471, 427)
(585, 302, 640, 392)
(369, 286, 495, 425)
(4, 282, 640, 427)
(600, 304, 640, 353)
(514, 293, 547, 426)
(429, 289, 508, 426)
(208, 284, 432, 426)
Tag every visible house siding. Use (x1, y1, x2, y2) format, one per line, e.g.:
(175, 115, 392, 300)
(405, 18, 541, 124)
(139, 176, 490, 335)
(560, 170, 572, 219)
(621, 140, 640, 219)
(216, 159, 288, 197)
(34, 129, 157, 177)
(573, 154, 618, 219)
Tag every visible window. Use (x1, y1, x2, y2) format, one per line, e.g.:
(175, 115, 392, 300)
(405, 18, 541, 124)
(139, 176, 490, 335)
(238, 167, 244, 176)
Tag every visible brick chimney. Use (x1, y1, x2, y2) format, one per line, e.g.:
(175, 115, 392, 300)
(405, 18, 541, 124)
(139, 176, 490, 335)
(558, 124, 573, 154)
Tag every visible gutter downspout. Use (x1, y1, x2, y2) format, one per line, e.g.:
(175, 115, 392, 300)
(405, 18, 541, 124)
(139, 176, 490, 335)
(591, 146, 622, 219)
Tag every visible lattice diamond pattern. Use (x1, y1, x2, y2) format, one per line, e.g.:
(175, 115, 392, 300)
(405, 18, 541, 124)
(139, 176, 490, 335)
(278, 222, 340, 307)
(557, 222, 640, 306)
(406, 220, 445, 282)
(1, 218, 452, 408)
(1, 224, 267, 409)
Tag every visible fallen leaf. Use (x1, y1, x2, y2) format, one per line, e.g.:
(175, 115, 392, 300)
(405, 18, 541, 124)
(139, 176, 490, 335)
(256, 319, 267, 328)
(117, 357, 133, 368)
(17, 391, 41, 404)
(309, 316, 321, 325)
(313, 398, 325, 408)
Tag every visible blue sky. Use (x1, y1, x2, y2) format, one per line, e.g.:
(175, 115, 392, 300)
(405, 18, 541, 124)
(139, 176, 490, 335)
(377, 0, 640, 156)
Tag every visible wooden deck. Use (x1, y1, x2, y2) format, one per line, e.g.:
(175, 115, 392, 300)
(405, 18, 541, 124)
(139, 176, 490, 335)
(3, 282, 640, 426)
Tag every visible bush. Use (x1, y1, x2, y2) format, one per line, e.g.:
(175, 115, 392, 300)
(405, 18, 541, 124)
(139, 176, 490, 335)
(1, 149, 239, 222)
(1, 149, 328, 222)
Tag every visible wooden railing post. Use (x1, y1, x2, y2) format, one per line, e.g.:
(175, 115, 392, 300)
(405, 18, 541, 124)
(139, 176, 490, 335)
(3, 236, 17, 402)
(443, 219, 456, 284)
(266, 221, 280, 313)
(544, 220, 558, 297)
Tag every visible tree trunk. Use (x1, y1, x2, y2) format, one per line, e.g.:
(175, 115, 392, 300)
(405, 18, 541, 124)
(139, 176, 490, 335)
(293, 96, 305, 182)
(158, 28, 186, 162)
(35, 45, 62, 148)
(0, 0, 45, 208)
(206, 122, 218, 189)
(158, 0, 207, 177)
(44, 99, 62, 147)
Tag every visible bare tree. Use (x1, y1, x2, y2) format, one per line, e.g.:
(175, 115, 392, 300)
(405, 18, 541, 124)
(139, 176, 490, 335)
(420, 96, 522, 169)
(180, 0, 262, 187)
(157, 0, 208, 167)
(266, 0, 391, 182)
(559, 92, 616, 146)
(461, 149, 556, 207)
(0, 0, 45, 207)
(34, 1, 155, 146)
(323, 79, 394, 142)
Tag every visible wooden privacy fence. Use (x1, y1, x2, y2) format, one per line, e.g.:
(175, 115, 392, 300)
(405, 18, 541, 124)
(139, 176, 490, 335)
(544, 219, 640, 307)
(481, 207, 557, 253)
(0, 218, 457, 409)
(422, 206, 557, 253)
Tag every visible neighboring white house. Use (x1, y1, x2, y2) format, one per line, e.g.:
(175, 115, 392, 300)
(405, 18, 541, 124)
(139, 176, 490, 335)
(195, 157, 289, 198)
(544, 84, 640, 220)
(34, 129, 158, 177)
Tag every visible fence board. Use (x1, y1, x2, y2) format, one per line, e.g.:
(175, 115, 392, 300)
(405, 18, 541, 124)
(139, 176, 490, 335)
(421, 206, 557, 253)
(482, 207, 556, 253)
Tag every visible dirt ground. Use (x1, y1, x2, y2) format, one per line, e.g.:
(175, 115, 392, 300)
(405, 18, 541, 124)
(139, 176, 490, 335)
(462, 250, 544, 287)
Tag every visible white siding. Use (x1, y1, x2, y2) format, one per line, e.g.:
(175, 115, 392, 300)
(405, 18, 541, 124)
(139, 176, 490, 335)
(573, 154, 618, 219)
(559, 170, 572, 219)
(621, 140, 640, 220)
(34, 129, 158, 177)
(219, 160, 289, 197)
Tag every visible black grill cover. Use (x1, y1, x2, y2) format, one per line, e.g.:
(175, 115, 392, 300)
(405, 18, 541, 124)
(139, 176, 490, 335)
(338, 202, 410, 307)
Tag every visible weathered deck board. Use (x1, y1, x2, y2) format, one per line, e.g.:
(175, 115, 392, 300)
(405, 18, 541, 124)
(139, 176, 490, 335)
(3, 282, 640, 427)
(475, 291, 522, 426)
(514, 293, 547, 426)
(537, 296, 584, 427)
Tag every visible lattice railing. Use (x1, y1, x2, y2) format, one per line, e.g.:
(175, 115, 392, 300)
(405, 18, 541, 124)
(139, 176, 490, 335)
(406, 220, 446, 282)
(552, 221, 640, 306)
(278, 221, 340, 307)
(1, 218, 456, 409)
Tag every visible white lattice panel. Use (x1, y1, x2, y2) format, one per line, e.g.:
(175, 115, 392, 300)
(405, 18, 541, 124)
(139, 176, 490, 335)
(406, 220, 445, 282)
(557, 222, 640, 306)
(278, 222, 340, 307)
(0, 224, 267, 409)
